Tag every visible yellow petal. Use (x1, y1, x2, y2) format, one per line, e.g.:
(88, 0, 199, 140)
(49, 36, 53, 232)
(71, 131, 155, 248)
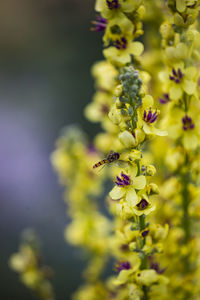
(153, 128, 168, 136)
(129, 164, 138, 177)
(126, 187, 138, 206)
(136, 269, 159, 286)
(142, 95, 154, 109)
(109, 186, 126, 200)
(176, 0, 186, 13)
(183, 132, 198, 150)
(185, 66, 197, 79)
(183, 80, 196, 95)
(95, 0, 103, 11)
(133, 175, 146, 190)
(129, 42, 144, 56)
(169, 85, 182, 100)
(115, 269, 133, 285)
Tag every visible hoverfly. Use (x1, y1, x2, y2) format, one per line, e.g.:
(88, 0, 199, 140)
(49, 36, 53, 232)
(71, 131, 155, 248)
(93, 150, 120, 169)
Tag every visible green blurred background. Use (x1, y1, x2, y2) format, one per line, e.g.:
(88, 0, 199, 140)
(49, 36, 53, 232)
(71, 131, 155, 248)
(0, 0, 103, 299)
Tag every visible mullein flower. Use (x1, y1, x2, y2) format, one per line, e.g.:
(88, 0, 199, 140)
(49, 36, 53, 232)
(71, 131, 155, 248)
(138, 95, 168, 137)
(103, 12, 134, 46)
(103, 39, 144, 66)
(95, 0, 143, 19)
(109, 165, 146, 205)
(159, 64, 197, 100)
(162, 105, 200, 150)
(132, 194, 155, 216)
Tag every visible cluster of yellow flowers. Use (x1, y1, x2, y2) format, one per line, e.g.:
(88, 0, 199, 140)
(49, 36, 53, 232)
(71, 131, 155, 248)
(9, 1, 200, 299)
(154, 1, 200, 298)
(9, 230, 54, 300)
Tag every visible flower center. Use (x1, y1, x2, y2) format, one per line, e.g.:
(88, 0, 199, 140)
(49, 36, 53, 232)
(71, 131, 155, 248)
(100, 104, 109, 115)
(143, 108, 159, 124)
(169, 68, 184, 83)
(182, 115, 195, 131)
(115, 261, 131, 272)
(114, 37, 127, 50)
(159, 93, 170, 104)
(136, 199, 149, 210)
(106, 0, 120, 9)
(114, 172, 131, 187)
(141, 229, 149, 237)
(91, 16, 107, 32)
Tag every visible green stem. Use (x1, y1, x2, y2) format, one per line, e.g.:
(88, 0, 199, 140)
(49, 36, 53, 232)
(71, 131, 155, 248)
(181, 156, 190, 244)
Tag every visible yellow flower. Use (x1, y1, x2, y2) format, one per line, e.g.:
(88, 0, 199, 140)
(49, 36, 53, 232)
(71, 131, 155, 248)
(103, 12, 134, 46)
(132, 194, 155, 216)
(159, 63, 197, 101)
(109, 165, 146, 206)
(103, 40, 144, 66)
(162, 106, 200, 150)
(84, 91, 112, 123)
(114, 254, 141, 285)
(91, 60, 118, 91)
(138, 95, 168, 137)
(95, 0, 143, 19)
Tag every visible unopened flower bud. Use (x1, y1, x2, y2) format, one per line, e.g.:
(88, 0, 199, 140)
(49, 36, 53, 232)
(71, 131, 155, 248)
(146, 165, 156, 176)
(119, 130, 136, 148)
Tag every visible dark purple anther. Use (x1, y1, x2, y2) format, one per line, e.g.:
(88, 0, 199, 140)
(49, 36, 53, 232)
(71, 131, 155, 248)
(115, 172, 131, 187)
(101, 104, 109, 114)
(159, 93, 170, 104)
(115, 261, 131, 273)
(150, 262, 166, 274)
(106, 0, 119, 9)
(91, 16, 107, 32)
(169, 68, 184, 83)
(143, 109, 159, 124)
(141, 230, 149, 237)
(120, 244, 129, 251)
(114, 37, 127, 50)
(182, 115, 195, 131)
(136, 199, 149, 210)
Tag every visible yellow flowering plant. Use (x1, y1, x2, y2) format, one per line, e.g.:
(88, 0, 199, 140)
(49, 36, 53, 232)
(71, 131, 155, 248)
(9, 1, 200, 299)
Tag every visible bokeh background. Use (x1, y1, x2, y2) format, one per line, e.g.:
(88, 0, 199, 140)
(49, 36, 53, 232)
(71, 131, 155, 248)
(0, 0, 102, 299)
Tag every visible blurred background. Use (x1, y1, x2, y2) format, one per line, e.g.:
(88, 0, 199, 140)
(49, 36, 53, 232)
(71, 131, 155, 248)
(0, 0, 103, 299)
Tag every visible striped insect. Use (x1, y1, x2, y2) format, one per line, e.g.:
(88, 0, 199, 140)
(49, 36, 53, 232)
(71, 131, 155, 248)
(93, 150, 120, 169)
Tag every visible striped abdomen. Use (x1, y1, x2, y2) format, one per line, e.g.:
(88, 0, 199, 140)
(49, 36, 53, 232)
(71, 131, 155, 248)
(93, 159, 109, 169)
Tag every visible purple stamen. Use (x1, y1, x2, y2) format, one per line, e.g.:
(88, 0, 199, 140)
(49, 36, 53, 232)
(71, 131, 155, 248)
(150, 262, 166, 274)
(136, 199, 149, 210)
(172, 69, 177, 76)
(159, 93, 170, 104)
(114, 37, 127, 50)
(182, 115, 195, 131)
(115, 172, 131, 187)
(143, 109, 158, 124)
(121, 173, 130, 181)
(106, 0, 119, 9)
(91, 16, 107, 32)
(141, 230, 149, 237)
(115, 261, 131, 273)
(169, 68, 184, 83)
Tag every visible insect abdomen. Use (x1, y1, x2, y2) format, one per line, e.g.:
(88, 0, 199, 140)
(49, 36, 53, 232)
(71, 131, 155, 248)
(93, 159, 108, 169)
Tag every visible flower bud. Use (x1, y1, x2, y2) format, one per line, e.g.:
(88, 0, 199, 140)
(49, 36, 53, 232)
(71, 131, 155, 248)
(119, 130, 136, 148)
(146, 165, 156, 176)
